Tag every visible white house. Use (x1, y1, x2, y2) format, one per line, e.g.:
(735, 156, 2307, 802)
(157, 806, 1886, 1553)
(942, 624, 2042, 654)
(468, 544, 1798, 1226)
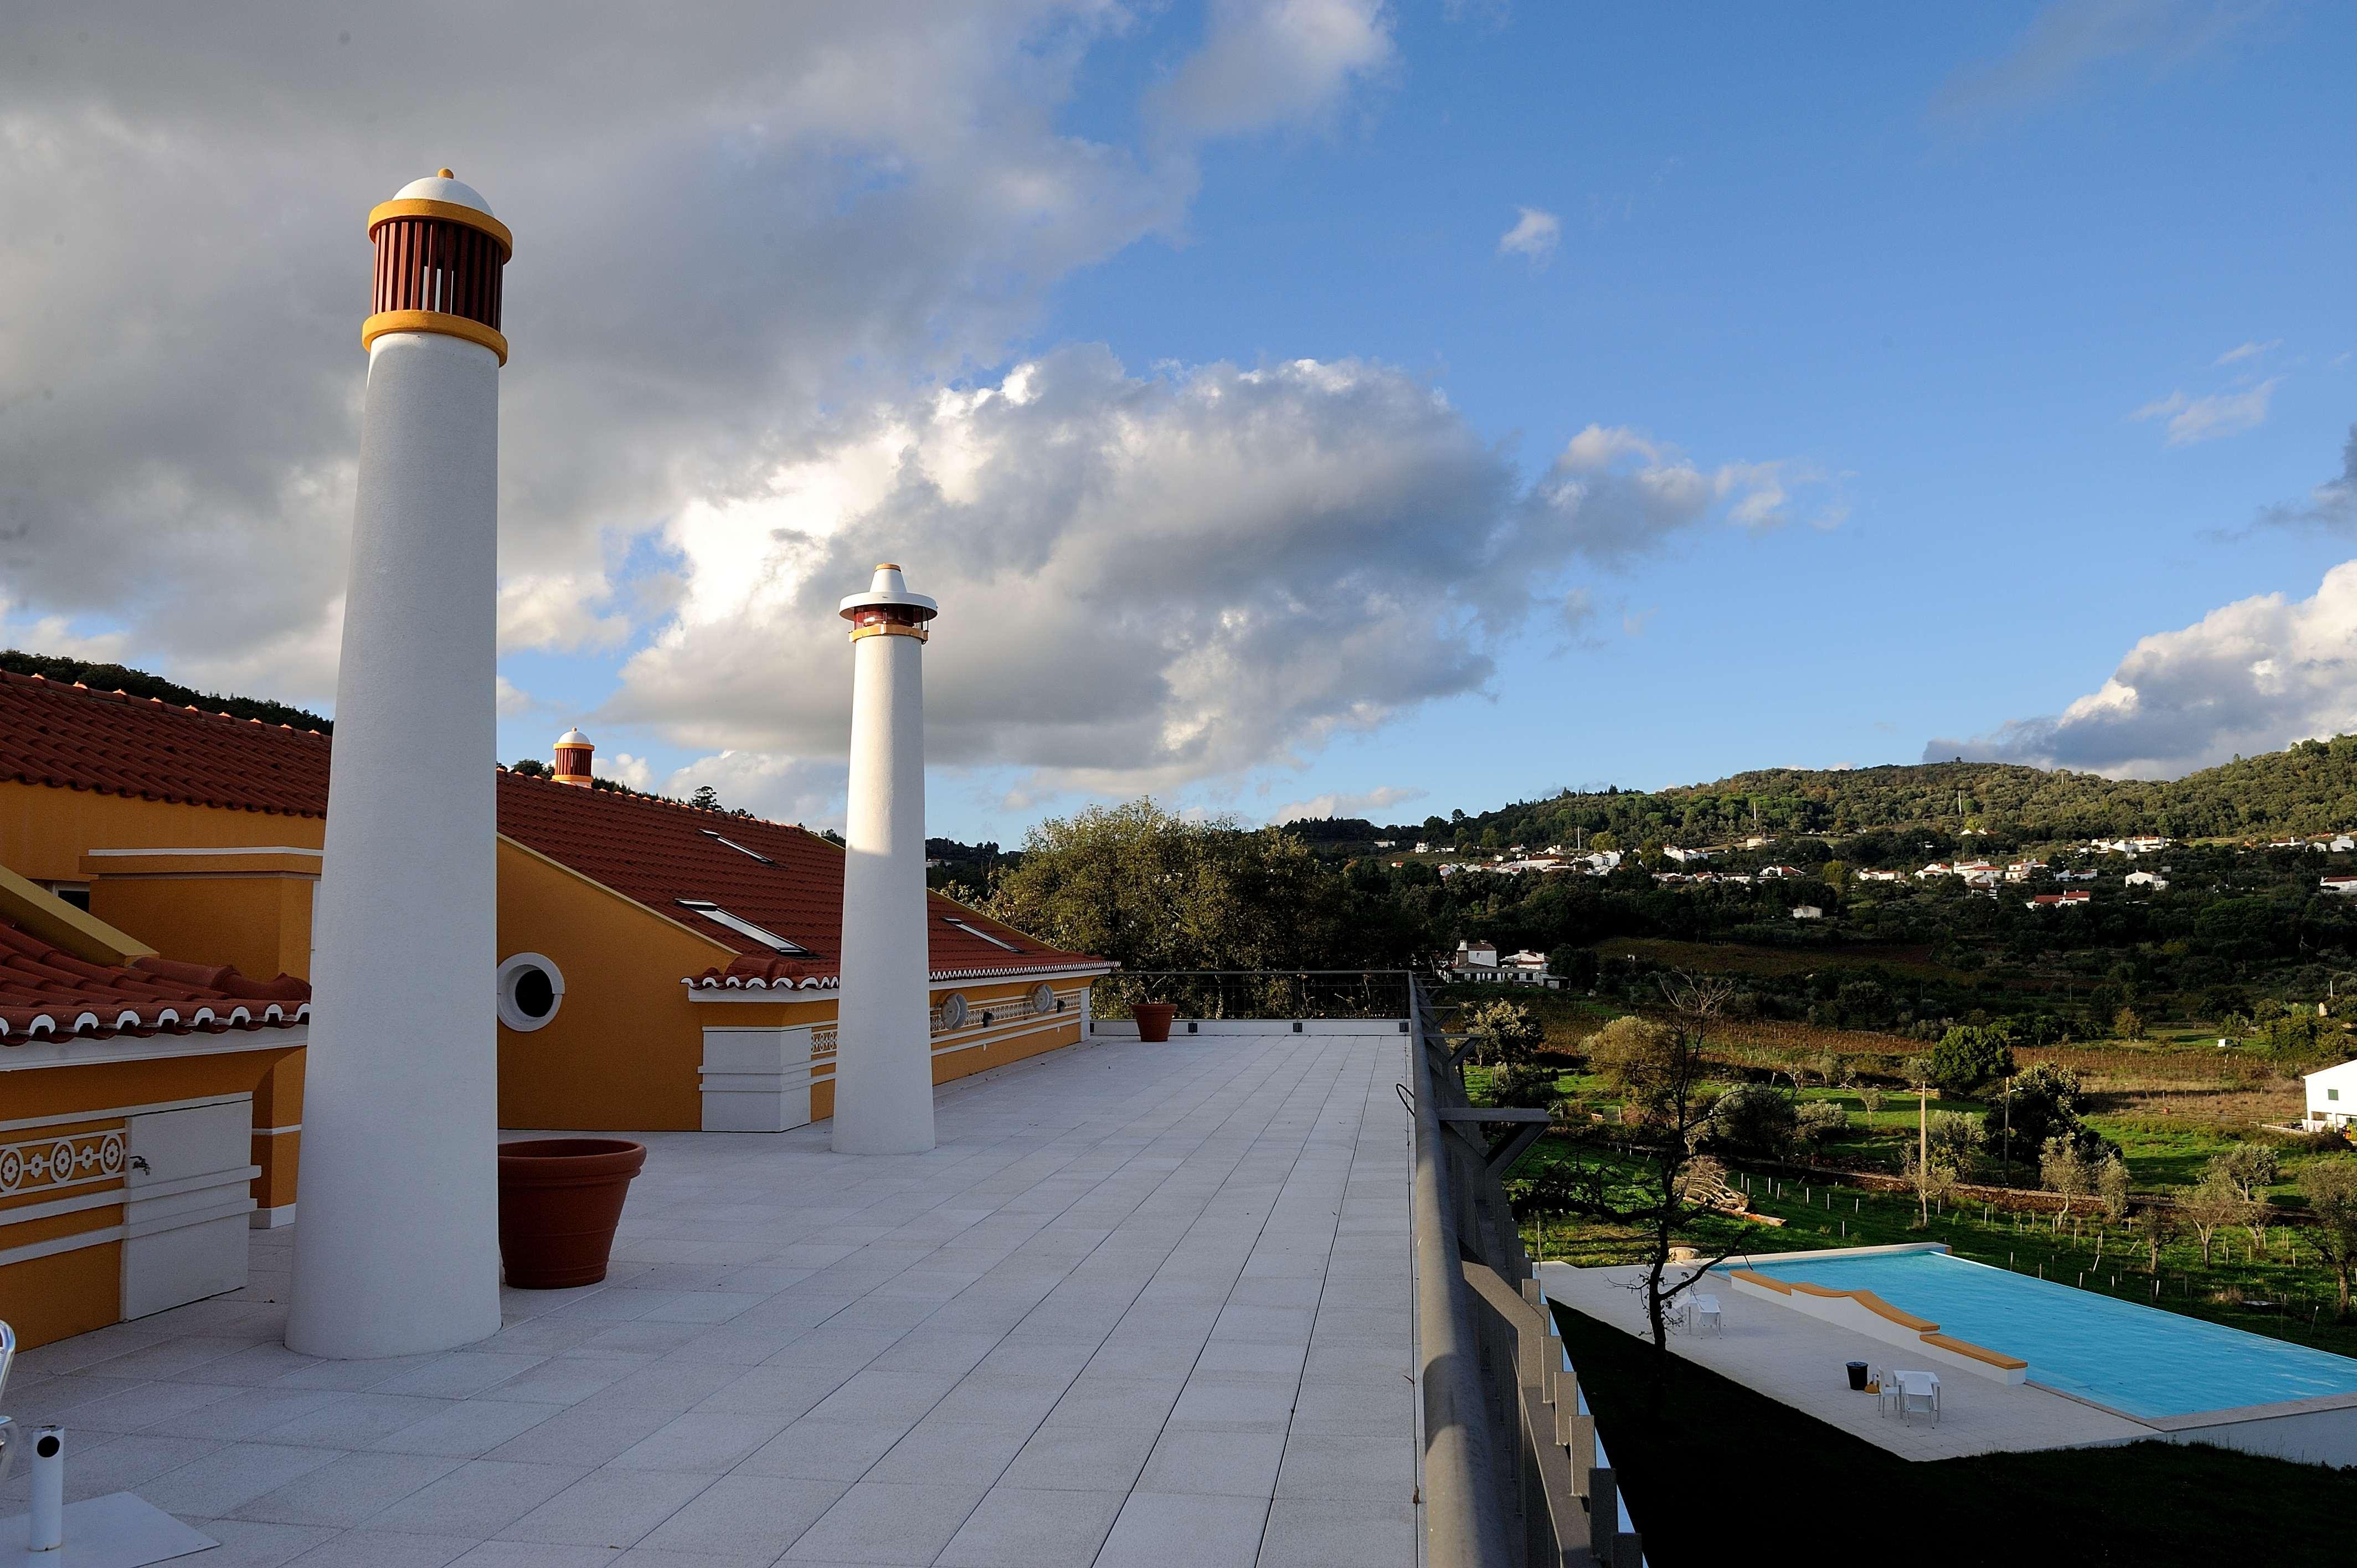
(1413, 842, 1432, 854)
(2304, 1059, 2357, 1131)
(1743, 835, 1775, 849)
(2323, 876, 2357, 897)
(2004, 860, 2048, 883)
(1855, 868, 1904, 883)
(1664, 846, 1710, 864)
(1373, 839, 1396, 849)
(2124, 870, 2169, 890)
(1790, 905, 1824, 921)
(2332, 835, 2356, 853)
(1757, 864, 1803, 880)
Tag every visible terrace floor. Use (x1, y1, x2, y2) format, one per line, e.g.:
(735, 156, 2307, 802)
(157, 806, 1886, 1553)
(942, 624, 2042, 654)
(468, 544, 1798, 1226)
(3, 1028, 1418, 1567)
(1540, 1258, 2154, 1461)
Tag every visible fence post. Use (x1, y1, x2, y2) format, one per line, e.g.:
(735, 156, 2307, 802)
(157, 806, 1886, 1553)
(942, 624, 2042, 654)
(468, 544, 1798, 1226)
(1567, 1413, 1594, 1497)
(1589, 1466, 1617, 1560)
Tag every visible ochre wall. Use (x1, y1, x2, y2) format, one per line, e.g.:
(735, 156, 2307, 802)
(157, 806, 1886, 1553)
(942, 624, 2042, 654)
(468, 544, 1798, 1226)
(1, 1043, 293, 1348)
(0, 781, 323, 883)
(88, 866, 315, 982)
(496, 838, 737, 1131)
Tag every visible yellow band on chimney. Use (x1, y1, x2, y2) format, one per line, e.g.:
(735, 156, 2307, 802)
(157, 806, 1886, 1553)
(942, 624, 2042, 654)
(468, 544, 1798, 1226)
(849, 623, 929, 644)
(362, 310, 510, 365)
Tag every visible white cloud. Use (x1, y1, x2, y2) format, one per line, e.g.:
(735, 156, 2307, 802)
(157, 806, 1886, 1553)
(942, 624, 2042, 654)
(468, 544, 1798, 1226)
(665, 750, 845, 828)
(0, 2, 1214, 703)
(1932, 0, 2271, 124)
(1496, 207, 1561, 267)
(2215, 338, 2281, 365)
(1151, 0, 1396, 140)
(494, 675, 535, 719)
(603, 349, 1821, 797)
(1265, 785, 1426, 826)
(2258, 424, 2357, 534)
(604, 751, 657, 791)
(2130, 378, 2279, 445)
(1928, 558, 2357, 778)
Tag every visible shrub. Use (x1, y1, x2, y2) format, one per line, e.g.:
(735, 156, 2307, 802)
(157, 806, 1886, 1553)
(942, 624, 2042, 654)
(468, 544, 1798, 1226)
(1796, 1101, 1849, 1143)
(1928, 1110, 1982, 1173)
(1493, 1064, 1559, 1110)
(2098, 1156, 2131, 1224)
(1464, 999, 1545, 1068)
(2214, 1143, 2281, 1200)
(1860, 1086, 1886, 1115)
(1705, 1085, 1797, 1157)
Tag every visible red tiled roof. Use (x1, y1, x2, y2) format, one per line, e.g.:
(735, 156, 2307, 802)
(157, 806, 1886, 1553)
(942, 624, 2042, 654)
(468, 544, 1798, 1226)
(495, 771, 1108, 988)
(0, 921, 309, 1043)
(0, 674, 1104, 984)
(0, 672, 330, 816)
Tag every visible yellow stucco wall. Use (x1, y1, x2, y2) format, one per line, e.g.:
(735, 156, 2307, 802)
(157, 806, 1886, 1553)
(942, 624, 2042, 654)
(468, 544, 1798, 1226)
(0, 781, 323, 882)
(495, 838, 738, 1131)
(88, 866, 315, 982)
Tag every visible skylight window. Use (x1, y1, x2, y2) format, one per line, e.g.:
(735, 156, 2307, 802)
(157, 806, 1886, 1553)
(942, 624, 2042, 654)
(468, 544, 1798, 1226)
(699, 830, 774, 865)
(942, 915, 1021, 953)
(677, 899, 807, 953)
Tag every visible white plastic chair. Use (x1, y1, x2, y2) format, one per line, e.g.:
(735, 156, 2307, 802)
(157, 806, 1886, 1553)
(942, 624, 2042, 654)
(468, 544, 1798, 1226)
(1897, 1369, 1940, 1426)
(1691, 1293, 1722, 1334)
(1874, 1367, 1902, 1418)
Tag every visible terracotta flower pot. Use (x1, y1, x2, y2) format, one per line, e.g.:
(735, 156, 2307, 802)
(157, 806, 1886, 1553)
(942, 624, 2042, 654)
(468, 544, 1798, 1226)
(1134, 1002, 1177, 1043)
(497, 1138, 645, 1289)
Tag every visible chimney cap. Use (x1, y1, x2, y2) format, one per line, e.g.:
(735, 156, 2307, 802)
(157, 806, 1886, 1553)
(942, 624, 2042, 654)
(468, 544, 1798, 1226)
(838, 563, 938, 622)
(390, 170, 495, 216)
(556, 727, 591, 747)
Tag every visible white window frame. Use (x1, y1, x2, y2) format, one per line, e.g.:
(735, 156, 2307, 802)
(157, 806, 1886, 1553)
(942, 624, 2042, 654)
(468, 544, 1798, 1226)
(942, 915, 1021, 953)
(496, 952, 566, 1032)
(677, 899, 809, 954)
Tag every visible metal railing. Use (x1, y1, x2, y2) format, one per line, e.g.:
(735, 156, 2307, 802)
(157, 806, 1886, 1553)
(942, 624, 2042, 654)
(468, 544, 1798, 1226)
(1089, 969, 1413, 1022)
(1411, 979, 1643, 1567)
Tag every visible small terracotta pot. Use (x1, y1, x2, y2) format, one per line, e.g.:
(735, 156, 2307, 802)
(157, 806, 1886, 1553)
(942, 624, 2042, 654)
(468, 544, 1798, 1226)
(1134, 1002, 1177, 1043)
(497, 1138, 646, 1289)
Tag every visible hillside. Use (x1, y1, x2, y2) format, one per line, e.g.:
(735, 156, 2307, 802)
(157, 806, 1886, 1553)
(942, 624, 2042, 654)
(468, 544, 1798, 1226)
(1325, 736, 2357, 852)
(0, 648, 332, 733)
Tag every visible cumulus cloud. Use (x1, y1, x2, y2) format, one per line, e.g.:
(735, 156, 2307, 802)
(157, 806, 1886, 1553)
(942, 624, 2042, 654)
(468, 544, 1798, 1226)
(1927, 558, 2357, 778)
(0, 2, 1205, 703)
(2130, 378, 2279, 445)
(1496, 207, 1561, 267)
(1931, 0, 2271, 123)
(602, 349, 1820, 797)
(665, 751, 845, 828)
(1265, 785, 1426, 826)
(1151, 0, 1396, 140)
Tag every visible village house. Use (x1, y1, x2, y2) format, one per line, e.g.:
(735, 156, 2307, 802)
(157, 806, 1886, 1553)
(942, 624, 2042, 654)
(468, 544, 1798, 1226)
(1757, 864, 1802, 879)
(2305, 1058, 2357, 1131)
(2124, 870, 2170, 890)
(2322, 875, 2357, 897)
(2027, 890, 2093, 909)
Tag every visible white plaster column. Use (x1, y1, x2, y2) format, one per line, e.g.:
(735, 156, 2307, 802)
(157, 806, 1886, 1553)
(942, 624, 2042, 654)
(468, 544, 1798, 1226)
(287, 173, 511, 1357)
(831, 566, 938, 1155)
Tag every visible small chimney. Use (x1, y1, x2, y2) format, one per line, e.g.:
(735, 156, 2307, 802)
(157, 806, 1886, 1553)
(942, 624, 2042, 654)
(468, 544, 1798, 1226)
(553, 727, 594, 787)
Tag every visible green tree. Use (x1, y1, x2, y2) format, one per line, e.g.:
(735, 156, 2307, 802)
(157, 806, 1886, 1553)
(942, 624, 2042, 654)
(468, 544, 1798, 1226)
(2298, 1158, 2357, 1317)
(688, 784, 722, 811)
(2214, 1143, 2282, 1202)
(2097, 1156, 2131, 1225)
(1705, 1085, 1797, 1157)
(981, 800, 1353, 994)
(1927, 1025, 2015, 1095)
(2113, 1005, 2147, 1041)
(2040, 1137, 2096, 1223)
(1463, 998, 1543, 1069)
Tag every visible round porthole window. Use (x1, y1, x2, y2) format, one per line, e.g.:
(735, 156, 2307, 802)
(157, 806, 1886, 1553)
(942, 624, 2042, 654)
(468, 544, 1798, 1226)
(933, 992, 969, 1033)
(496, 952, 565, 1032)
(1029, 982, 1055, 1016)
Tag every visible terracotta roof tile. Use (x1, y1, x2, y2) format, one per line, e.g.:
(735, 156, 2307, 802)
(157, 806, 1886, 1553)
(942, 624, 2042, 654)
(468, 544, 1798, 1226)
(0, 920, 310, 1043)
(0, 672, 329, 816)
(0, 675, 1104, 984)
(493, 772, 1107, 987)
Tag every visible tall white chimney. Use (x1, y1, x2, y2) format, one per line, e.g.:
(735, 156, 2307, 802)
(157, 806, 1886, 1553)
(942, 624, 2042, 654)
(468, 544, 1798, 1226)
(287, 171, 511, 1357)
(831, 563, 939, 1154)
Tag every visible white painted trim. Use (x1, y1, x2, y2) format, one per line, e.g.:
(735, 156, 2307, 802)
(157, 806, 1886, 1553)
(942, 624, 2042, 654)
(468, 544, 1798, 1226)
(0, 1222, 125, 1268)
(251, 1201, 297, 1229)
(495, 952, 565, 1033)
(0, 1185, 128, 1227)
(85, 846, 323, 858)
(0, 1025, 308, 1075)
(252, 1123, 302, 1137)
(686, 962, 1115, 998)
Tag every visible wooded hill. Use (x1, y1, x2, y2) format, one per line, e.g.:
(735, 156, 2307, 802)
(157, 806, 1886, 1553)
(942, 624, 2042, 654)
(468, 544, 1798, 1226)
(1346, 736, 2357, 853)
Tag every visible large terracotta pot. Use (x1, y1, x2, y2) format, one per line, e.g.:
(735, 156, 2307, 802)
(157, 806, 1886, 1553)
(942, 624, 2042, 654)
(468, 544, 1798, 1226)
(1134, 1002, 1177, 1043)
(497, 1138, 645, 1289)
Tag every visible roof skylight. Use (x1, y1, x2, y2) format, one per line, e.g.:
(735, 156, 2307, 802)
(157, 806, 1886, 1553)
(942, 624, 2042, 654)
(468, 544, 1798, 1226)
(677, 899, 808, 953)
(942, 915, 1021, 953)
(699, 829, 774, 864)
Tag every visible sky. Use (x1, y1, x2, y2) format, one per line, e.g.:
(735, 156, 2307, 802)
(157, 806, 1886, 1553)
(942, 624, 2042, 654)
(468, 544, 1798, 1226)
(4, 1, 2356, 842)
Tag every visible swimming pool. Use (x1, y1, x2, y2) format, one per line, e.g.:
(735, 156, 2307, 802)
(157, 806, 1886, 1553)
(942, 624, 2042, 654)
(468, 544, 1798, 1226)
(1735, 1247, 2357, 1419)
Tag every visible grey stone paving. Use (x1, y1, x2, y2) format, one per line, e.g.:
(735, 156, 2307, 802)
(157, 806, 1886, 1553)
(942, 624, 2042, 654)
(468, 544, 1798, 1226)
(3, 1029, 1418, 1566)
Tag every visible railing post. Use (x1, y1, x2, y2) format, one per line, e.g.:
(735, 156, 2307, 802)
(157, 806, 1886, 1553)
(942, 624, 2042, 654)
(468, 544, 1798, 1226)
(1567, 1412, 1594, 1497)
(1589, 1465, 1617, 1560)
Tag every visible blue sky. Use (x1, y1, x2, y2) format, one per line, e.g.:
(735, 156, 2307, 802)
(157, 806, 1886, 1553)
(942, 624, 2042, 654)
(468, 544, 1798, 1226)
(7, 2, 2356, 842)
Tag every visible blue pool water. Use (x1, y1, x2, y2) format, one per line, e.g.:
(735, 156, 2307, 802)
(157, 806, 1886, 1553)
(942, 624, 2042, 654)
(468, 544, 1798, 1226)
(1734, 1248, 2357, 1419)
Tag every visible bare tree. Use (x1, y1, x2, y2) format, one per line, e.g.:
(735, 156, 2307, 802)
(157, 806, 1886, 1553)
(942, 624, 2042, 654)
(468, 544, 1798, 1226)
(1531, 972, 1747, 1352)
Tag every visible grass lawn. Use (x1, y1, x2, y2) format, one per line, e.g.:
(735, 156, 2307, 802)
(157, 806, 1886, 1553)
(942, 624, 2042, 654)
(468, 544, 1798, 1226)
(1550, 1299, 2351, 1567)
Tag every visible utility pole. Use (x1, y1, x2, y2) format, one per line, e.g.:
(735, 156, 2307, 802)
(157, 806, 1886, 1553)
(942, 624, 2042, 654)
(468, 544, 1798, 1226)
(2001, 1073, 2012, 1188)
(1918, 1067, 1932, 1227)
